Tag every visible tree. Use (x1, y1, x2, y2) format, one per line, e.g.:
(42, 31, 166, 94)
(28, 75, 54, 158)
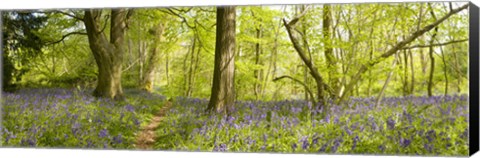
(427, 3, 439, 97)
(206, 6, 236, 115)
(323, 4, 338, 94)
(2, 12, 48, 92)
(141, 22, 166, 92)
(281, 6, 333, 112)
(83, 9, 132, 99)
(337, 3, 468, 103)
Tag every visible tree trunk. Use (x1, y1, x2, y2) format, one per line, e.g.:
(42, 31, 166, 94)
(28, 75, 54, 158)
(298, 5, 313, 103)
(283, 11, 330, 112)
(192, 36, 202, 96)
(427, 4, 439, 97)
(186, 36, 197, 97)
(376, 53, 399, 106)
(452, 41, 462, 93)
(138, 41, 146, 84)
(440, 45, 448, 95)
(419, 48, 427, 90)
(403, 48, 409, 96)
(367, 41, 374, 96)
(323, 4, 337, 93)
(84, 9, 130, 99)
(141, 23, 165, 92)
(166, 51, 170, 86)
(254, 26, 262, 100)
(409, 49, 415, 95)
(183, 39, 191, 95)
(207, 6, 236, 115)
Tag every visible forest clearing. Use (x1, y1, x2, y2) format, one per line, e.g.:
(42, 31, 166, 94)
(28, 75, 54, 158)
(1, 2, 470, 156)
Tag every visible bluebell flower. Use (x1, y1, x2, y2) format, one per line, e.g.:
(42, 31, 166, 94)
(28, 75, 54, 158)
(292, 143, 298, 151)
(345, 126, 353, 135)
(318, 141, 329, 152)
(99, 129, 109, 138)
(400, 138, 411, 147)
(426, 130, 436, 142)
(311, 137, 319, 146)
(386, 117, 395, 129)
(219, 143, 227, 151)
(300, 136, 309, 150)
(331, 139, 341, 153)
(113, 134, 123, 144)
(263, 134, 268, 143)
(334, 116, 339, 124)
(378, 145, 385, 152)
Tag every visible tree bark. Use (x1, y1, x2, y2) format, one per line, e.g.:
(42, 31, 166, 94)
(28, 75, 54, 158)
(84, 9, 130, 99)
(376, 53, 399, 106)
(323, 4, 338, 93)
(207, 6, 236, 115)
(427, 4, 439, 97)
(403, 48, 409, 96)
(254, 26, 262, 100)
(141, 23, 165, 92)
(186, 36, 197, 97)
(409, 49, 415, 95)
(440, 45, 448, 95)
(451, 40, 462, 93)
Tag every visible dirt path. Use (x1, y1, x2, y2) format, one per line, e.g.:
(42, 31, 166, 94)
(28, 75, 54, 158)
(134, 100, 172, 150)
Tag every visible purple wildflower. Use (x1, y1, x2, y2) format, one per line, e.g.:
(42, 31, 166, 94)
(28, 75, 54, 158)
(386, 117, 395, 130)
(99, 129, 109, 138)
(292, 143, 298, 151)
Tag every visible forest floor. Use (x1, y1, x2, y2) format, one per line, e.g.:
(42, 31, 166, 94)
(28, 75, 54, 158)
(134, 100, 173, 150)
(1, 88, 470, 156)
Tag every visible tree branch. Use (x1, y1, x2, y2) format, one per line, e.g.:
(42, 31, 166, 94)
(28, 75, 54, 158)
(402, 39, 468, 49)
(99, 14, 110, 34)
(122, 58, 141, 72)
(46, 31, 87, 45)
(54, 10, 84, 21)
(286, 5, 311, 27)
(165, 8, 195, 29)
(37, 10, 84, 21)
(170, 7, 193, 13)
(273, 75, 317, 103)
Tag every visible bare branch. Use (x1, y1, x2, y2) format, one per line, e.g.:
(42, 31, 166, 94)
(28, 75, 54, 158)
(402, 39, 468, 49)
(273, 75, 317, 103)
(198, 7, 216, 13)
(166, 8, 195, 29)
(47, 31, 87, 45)
(122, 58, 141, 72)
(287, 5, 311, 26)
(37, 10, 84, 21)
(54, 10, 84, 21)
(170, 7, 193, 13)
